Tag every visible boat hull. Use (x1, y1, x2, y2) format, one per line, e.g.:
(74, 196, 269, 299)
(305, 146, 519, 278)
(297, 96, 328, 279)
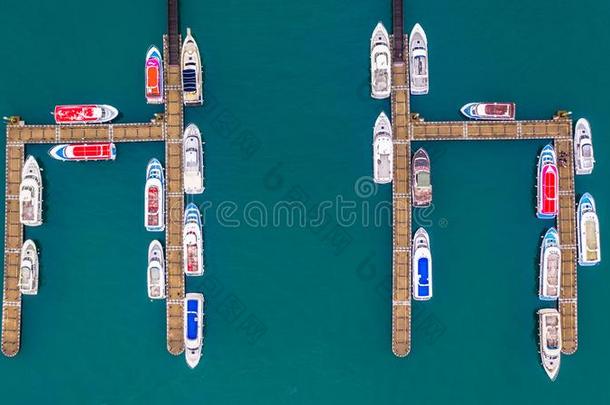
(577, 193, 601, 266)
(48, 143, 116, 161)
(412, 228, 432, 300)
(460, 102, 515, 121)
(147, 240, 166, 299)
(145, 46, 164, 104)
(181, 28, 203, 106)
(19, 239, 39, 295)
(183, 203, 204, 276)
(574, 118, 594, 175)
(412, 148, 432, 207)
(370, 22, 391, 99)
(409, 23, 429, 95)
(538, 309, 561, 381)
(183, 124, 204, 194)
(19, 156, 43, 227)
(536, 145, 558, 219)
(539, 228, 560, 300)
(373, 112, 393, 183)
(53, 104, 119, 124)
(145, 158, 165, 232)
(184, 293, 204, 368)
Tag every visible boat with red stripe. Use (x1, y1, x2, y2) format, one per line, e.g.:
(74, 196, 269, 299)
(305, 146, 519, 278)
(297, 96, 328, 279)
(536, 144, 558, 219)
(53, 104, 119, 124)
(48, 143, 117, 161)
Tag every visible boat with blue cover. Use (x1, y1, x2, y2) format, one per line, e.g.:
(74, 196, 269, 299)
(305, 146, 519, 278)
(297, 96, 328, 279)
(184, 293, 204, 368)
(183, 203, 204, 276)
(539, 228, 560, 300)
(181, 28, 203, 106)
(577, 193, 601, 266)
(412, 227, 432, 301)
(144, 158, 165, 232)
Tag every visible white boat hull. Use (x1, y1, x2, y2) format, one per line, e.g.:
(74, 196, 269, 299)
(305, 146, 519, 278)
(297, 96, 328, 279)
(538, 309, 561, 381)
(183, 124, 204, 194)
(19, 156, 43, 226)
(574, 118, 595, 175)
(409, 23, 429, 95)
(412, 228, 432, 301)
(184, 293, 204, 368)
(144, 158, 165, 232)
(19, 240, 39, 295)
(147, 240, 166, 299)
(578, 193, 601, 266)
(370, 22, 391, 99)
(373, 112, 393, 184)
(181, 28, 203, 106)
(539, 228, 560, 300)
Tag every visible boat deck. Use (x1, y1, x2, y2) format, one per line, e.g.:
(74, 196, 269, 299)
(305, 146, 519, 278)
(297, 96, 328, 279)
(389, 0, 578, 357)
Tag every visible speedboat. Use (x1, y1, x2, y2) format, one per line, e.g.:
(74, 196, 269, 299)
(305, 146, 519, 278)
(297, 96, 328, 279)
(183, 124, 204, 194)
(145, 45, 164, 104)
(539, 228, 561, 300)
(538, 308, 561, 381)
(409, 23, 429, 95)
(147, 240, 165, 299)
(373, 112, 393, 183)
(184, 292, 204, 368)
(574, 118, 595, 175)
(370, 22, 391, 99)
(48, 143, 116, 161)
(53, 105, 119, 124)
(144, 158, 165, 232)
(536, 144, 558, 219)
(19, 156, 43, 226)
(19, 239, 39, 295)
(181, 28, 203, 106)
(577, 192, 601, 266)
(412, 148, 432, 207)
(460, 102, 515, 120)
(412, 228, 432, 301)
(183, 203, 204, 276)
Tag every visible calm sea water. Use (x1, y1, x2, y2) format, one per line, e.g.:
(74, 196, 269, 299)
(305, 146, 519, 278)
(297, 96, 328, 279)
(1, 0, 609, 403)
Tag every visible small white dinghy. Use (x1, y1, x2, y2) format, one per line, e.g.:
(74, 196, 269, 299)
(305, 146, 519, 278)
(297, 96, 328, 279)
(574, 118, 595, 175)
(184, 292, 204, 368)
(19, 239, 39, 295)
(373, 112, 393, 184)
(183, 124, 204, 194)
(147, 240, 165, 300)
(370, 22, 391, 99)
(409, 23, 429, 95)
(538, 308, 561, 381)
(19, 156, 43, 226)
(181, 28, 203, 106)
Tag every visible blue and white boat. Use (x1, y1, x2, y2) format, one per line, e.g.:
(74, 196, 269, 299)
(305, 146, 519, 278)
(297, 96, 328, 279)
(183, 203, 204, 276)
(578, 193, 601, 266)
(184, 293, 204, 368)
(181, 28, 203, 106)
(144, 158, 165, 231)
(412, 227, 432, 301)
(539, 228, 560, 300)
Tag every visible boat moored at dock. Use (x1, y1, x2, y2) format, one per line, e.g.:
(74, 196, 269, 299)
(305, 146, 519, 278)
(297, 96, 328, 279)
(538, 308, 561, 381)
(184, 293, 204, 368)
(577, 193, 601, 266)
(412, 148, 432, 207)
(19, 156, 43, 227)
(370, 22, 391, 99)
(147, 240, 165, 299)
(183, 124, 204, 194)
(539, 228, 561, 300)
(574, 118, 595, 175)
(536, 144, 558, 219)
(48, 143, 116, 161)
(460, 102, 515, 121)
(409, 23, 429, 95)
(412, 228, 432, 301)
(144, 158, 165, 232)
(53, 104, 119, 124)
(145, 45, 164, 104)
(181, 28, 203, 106)
(19, 240, 39, 295)
(373, 112, 393, 183)
(183, 203, 204, 276)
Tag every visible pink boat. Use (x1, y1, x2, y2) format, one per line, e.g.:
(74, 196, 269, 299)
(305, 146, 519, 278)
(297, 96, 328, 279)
(53, 104, 119, 124)
(48, 143, 117, 161)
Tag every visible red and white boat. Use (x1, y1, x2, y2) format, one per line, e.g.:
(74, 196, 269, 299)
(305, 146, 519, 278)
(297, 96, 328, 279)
(144, 158, 165, 232)
(53, 104, 119, 124)
(145, 46, 164, 104)
(48, 143, 116, 161)
(537, 144, 559, 219)
(460, 102, 515, 120)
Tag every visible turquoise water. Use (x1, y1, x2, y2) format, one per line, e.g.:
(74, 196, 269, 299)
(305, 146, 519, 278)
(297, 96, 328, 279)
(1, 0, 610, 403)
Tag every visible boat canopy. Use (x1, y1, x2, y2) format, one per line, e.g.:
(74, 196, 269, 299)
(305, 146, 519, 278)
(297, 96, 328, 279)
(187, 313, 198, 340)
(416, 171, 430, 187)
(183, 70, 198, 92)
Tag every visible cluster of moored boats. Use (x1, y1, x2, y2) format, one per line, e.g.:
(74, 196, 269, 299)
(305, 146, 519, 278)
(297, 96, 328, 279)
(369, 20, 601, 381)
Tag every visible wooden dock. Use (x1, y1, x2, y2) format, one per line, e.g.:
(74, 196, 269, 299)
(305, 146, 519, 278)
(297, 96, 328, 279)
(389, 0, 578, 357)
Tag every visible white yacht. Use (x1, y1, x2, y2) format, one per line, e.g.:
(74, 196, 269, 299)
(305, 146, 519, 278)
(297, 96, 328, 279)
(19, 156, 43, 226)
(539, 228, 560, 300)
(144, 158, 165, 232)
(184, 293, 204, 368)
(574, 118, 595, 175)
(183, 123, 204, 194)
(147, 240, 165, 300)
(538, 308, 561, 381)
(181, 28, 203, 106)
(412, 227, 432, 301)
(19, 239, 39, 295)
(183, 203, 204, 276)
(409, 23, 429, 95)
(373, 112, 393, 184)
(370, 22, 391, 99)
(577, 193, 601, 266)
